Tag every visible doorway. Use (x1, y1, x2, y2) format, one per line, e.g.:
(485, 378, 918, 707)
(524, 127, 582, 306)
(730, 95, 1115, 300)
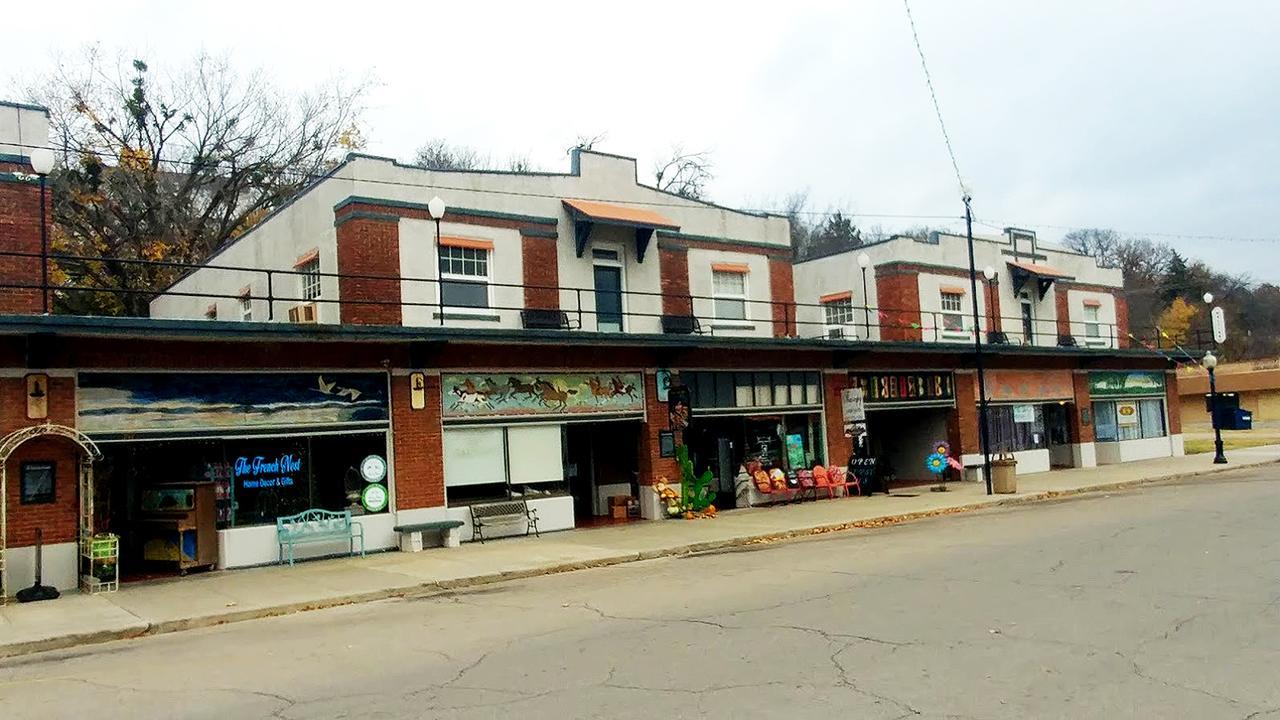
(592, 248, 625, 333)
(563, 421, 640, 522)
(1043, 402, 1074, 468)
(1020, 298, 1035, 344)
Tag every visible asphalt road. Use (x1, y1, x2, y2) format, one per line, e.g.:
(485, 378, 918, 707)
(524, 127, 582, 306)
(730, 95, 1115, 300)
(3, 467, 1279, 719)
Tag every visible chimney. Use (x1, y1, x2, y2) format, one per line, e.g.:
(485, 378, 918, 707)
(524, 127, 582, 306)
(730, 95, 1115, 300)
(0, 101, 52, 315)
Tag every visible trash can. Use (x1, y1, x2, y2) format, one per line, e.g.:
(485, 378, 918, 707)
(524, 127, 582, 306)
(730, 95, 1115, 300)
(991, 456, 1017, 494)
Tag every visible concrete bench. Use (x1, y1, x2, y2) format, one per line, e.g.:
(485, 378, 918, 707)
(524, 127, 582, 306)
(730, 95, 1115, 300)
(276, 509, 364, 566)
(393, 520, 465, 552)
(470, 499, 539, 543)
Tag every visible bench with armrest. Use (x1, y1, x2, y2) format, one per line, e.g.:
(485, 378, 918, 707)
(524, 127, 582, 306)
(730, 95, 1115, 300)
(276, 509, 364, 566)
(521, 309, 579, 331)
(469, 498, 540, 543)
(393, 519, 465, 552)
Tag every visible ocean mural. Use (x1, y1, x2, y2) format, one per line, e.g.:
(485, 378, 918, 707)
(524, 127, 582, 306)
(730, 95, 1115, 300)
(442, 372, 644, 419)
(78, 373, 389, 436)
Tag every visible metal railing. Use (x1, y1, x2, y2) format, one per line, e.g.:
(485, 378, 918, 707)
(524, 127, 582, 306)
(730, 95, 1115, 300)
(0, 248, 1203, 350)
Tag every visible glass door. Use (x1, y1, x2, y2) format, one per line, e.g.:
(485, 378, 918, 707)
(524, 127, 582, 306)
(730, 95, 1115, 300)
(592, 252, 624, 332)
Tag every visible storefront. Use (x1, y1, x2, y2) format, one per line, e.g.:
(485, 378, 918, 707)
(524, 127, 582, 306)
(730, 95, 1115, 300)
(680, 370, 826, 508)
(78, 371, 394, 573)
(981, 369, 1079, 474)
(438, 371, 645, 538)
(852, 371, 955, 485)
(1089, 371, 1180, 464)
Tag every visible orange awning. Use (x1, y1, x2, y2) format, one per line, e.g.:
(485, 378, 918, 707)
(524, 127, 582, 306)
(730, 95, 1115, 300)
(1007, 260, 1074, 280)
(563, 199, 680, 230)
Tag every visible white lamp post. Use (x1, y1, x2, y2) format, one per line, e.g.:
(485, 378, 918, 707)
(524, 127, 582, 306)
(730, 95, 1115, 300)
(857, 252, 872, 337)
(1203, 351, 1227, 464)
(28, 148, 55, 314)
(427, 196, 447, 325)
(1202, 292, 1214, 305)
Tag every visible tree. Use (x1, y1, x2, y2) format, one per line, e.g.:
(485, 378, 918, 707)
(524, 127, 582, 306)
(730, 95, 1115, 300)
(29, 51, 370, 315)
(1161, 251, 1190, 305)
(1156, 297, 1199, 345)
(653, 147, 713, 200)
(413, 139, 488, 171)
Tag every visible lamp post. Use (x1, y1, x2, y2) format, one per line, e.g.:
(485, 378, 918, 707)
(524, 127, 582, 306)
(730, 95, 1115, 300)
(964, 196, 994, 495)
(427, 196, 447, 326)
(857, 252, 871, 339)
(1204, 351, 1227, 464)
(28, 148, 55, 314)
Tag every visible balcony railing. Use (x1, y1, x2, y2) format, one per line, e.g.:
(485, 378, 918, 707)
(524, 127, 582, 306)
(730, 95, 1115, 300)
(0, 248, 1204, 351)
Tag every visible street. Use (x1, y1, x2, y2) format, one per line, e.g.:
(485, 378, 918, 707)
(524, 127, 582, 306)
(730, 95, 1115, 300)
(3, 467, 1279, 719)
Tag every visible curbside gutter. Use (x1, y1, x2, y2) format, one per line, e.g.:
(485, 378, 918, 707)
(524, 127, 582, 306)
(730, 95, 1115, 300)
(2, 459, 1275, 660)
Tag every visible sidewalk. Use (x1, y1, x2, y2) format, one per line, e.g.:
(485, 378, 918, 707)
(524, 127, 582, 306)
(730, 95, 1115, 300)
(3, 446, 1278, 658)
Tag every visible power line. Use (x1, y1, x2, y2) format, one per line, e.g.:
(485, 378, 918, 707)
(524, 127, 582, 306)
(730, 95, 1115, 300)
(902, 0, 966, 197)
(976, 218, 1280, 245)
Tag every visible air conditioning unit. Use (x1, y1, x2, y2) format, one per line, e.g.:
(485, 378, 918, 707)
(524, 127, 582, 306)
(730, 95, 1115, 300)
(288, 302, 318, 323)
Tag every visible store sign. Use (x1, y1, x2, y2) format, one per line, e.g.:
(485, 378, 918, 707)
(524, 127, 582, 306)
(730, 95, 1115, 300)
(409, 372, 427, 411)
(77, 372, 390, 436)
(360, 454, 387, 483)
(1013, 404, 1035, 423)
(656, 369, 672, 403)
(1116, 401, 1140, 426)
(234, 452, 302, 490)
(1088, 371, 1166, 398)
(441, 372, 644, 419)
(842, 388, 867, 423)
(361, 483, 389, 512)
(851, 372, 954, 405)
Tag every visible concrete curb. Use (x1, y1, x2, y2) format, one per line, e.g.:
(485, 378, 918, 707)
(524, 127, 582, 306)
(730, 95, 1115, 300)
(3, 458, 1274, 660)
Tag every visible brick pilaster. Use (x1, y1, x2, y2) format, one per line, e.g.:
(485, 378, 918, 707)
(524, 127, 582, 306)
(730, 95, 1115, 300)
(335, 215, 402, 325)
(659, 247, 691, 317)
(950, 372, 981, 459)
(637, 372, 680, 485)
(521, 234, 559, 310)
(1070, 372, 1096, 444)
(0, 169, 47, 315)
(390, 373, 444, 509)
(822, 372, 854, 466)
(768, 257, 796, 338)
(1165, 371, 1182, 435)
(2, 376, 80, 548)
(875, 266, 922, 341)
(1055, 286, 1071, 340)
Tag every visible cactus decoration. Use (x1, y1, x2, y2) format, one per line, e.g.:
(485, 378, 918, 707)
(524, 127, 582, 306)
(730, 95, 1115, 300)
(652, 445, 718, 519)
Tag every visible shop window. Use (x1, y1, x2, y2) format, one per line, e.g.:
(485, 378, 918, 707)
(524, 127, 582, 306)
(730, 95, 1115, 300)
(987, 405, 1047, 453)
(442, 425, 568, 504)
(20, 461, 55, 504)
(823, 297, 855, 329)
(439, 245, 490, 309)
(712, 270, 748, 321)
(1092, 399, 1166, 442)
(683, 371, 822, 410)
(298, 257, 321, 301)
(940, 291, 965, 333)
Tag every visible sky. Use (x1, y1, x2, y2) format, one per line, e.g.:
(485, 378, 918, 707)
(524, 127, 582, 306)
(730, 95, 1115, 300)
(5, 1, 1279, 282)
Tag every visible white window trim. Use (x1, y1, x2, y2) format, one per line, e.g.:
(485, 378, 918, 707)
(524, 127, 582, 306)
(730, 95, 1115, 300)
(712, 269, 750, 322)
(438, 244, 494, 315)
(239, 294, 253, 322)
(298, 258, 322, 302)
(591, 242, 627, 332)
(939, 290, 967, 338)
(822, 297, 857, 336)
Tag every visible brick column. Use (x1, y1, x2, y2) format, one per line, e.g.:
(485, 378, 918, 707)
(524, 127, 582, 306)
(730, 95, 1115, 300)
(521, 233, 560, 310)
(768, 257, 796, 337)
(637, 371, 681, 519)
(658, 247, 691, 316)
(1055, 286, 1071, 339)
(985, 279, 1001, 337)
(2, 376, 80, 550)
(1114, 294, 1130, 348)
(950, 371, 980, 462)
(822, 371, 854, 466)
(1165, 371, 1182, 436)
(874, 267, 922, 341)
(1070, 372, 1096, 444)
(335, 214, 402, 325)
(390, 373, 445, 510)
(0, 169, 47, 315)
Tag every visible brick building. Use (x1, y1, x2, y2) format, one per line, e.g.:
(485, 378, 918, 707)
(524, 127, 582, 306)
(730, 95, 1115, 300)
(0, 100, 1183, 597)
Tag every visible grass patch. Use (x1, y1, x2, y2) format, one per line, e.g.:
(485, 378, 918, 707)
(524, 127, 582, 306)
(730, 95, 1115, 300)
(1184, 437, 1277, 454)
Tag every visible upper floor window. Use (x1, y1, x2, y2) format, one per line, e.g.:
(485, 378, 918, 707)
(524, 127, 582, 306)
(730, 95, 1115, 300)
(298, 257, 321, 301)
(1083, 303, 1101, 338)
(940, 290, 965, 333)
(439, 244, 490, 309)
(239, 290, 252, 321)
(822, 295, 855, 328)
(712, 268, 748, 321)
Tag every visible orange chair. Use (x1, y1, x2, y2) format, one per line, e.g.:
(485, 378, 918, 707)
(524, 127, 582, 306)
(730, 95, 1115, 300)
(752, 469, 773, 495)
(812, 465, 837, 499)
(831, 465, 860, 497)
(796, 469, 816, 502)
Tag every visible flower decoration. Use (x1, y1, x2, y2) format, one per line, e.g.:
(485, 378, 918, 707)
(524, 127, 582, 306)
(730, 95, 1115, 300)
(925, 453, 947, 475)
(933, 440, 951, 457)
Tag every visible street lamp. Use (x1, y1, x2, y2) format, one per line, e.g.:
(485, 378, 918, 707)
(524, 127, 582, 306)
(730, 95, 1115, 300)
(964, 197, 994, 495)
(1202, 292, 1214, 305)
(1203, 351, 1227, 464)
(857, 252, 871, 338)
(428, 196, 446, 326)
(28, 148, 55, 314)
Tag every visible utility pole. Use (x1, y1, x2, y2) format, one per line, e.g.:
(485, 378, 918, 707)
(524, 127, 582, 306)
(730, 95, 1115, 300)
(964, 196, 993, 495)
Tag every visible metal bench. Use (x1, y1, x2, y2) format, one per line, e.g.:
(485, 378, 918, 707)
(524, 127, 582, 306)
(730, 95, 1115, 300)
(521, 309, 578, 330)
(276, 509, 364, 566)
(661, 314, 703, 335)
(393, 519, 465, 552)
(469, 499, 539, 543)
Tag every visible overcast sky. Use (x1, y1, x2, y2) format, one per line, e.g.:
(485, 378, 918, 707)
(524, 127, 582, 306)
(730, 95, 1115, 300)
(6, 1, 1279, 282)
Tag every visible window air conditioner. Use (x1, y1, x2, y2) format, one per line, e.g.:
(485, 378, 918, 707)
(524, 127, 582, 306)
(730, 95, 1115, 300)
(288, 302, 318, 323)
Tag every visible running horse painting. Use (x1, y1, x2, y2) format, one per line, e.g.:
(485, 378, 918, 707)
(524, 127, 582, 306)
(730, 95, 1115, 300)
(441, 372, 645, 418)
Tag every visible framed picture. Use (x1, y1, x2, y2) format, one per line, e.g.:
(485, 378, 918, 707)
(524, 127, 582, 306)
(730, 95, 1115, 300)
(21, 461, 55, 505)
(658, 430, 676, 458)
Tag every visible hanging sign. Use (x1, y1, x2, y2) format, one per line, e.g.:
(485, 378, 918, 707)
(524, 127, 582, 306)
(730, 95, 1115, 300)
(668, 385, 692, 431)
(841, 388, 866, 424)
(1012, 404, 1035, 423)
(1211, 307, 1227, 345)
(656, 369, 672, 403)
(850, 372, 954, 406)
(361, 483, 389, 512)
(26, 373, 49, 420)
(409, 372, 427, 411)
(1116, 401, 1140, 426)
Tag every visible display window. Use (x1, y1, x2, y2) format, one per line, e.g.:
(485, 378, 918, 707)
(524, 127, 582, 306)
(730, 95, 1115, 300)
(1093, 399, 1166, 442)
(987, 405, 1047, 453)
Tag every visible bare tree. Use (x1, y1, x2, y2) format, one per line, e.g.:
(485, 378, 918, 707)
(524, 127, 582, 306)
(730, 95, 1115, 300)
(653, 147, 713, 200)
(504, 154, 538, 173)
(568, 132, 607, 154)
(27, 50, 371, 315)
(413, 139, 489, 171)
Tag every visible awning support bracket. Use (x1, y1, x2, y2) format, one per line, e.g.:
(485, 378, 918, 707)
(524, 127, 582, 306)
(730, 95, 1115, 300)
(574, 220, 593, 258)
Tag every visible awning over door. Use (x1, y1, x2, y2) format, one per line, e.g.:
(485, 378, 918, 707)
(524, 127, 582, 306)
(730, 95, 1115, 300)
(1008, 260, 1074, 300)
(563, 199, 680, 263)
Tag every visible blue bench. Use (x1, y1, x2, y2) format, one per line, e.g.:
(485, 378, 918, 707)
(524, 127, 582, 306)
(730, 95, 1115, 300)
(276, 509, 365, 566)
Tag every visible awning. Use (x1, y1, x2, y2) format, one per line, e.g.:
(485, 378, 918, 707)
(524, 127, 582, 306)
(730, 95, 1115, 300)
(563, 199, 680, 263)
(1008, 260, 1074, 300)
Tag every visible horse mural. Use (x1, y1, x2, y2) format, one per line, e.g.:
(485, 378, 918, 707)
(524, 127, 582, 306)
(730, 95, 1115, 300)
(441, 372, 644, 417)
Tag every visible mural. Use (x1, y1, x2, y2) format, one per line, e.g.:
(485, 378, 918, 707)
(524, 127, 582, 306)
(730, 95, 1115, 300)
(78, 372, 389, 435)
(442, 372, 644, 418)
(1088, 371, 1166, 398)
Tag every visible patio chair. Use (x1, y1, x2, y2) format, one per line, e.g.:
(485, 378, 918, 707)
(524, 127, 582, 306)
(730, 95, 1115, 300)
(812, 465, 838, 499)
(796, 469, 816, 502)
(831, 465, 861, 497)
